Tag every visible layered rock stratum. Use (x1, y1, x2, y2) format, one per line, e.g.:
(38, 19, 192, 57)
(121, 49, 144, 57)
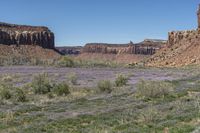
(0, 22, 55, 49)
(82, 39, 166, 55)
(72, 39, 166, 64)
(0, 22, 60, 61)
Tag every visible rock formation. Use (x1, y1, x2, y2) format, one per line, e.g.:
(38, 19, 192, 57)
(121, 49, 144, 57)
(83, 42, 135, 54)
(146, 4, 200, 67)
(0, 22, 55, 49)
(82, 40, 166, 55)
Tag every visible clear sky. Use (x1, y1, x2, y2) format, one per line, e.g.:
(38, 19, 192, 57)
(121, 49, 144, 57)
(0, 0, 199, 46)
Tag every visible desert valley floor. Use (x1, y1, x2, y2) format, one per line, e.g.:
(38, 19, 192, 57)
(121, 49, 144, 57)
(0, 66, 200, 133)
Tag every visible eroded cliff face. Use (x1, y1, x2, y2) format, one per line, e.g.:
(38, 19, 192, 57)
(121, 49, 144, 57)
(146, 29, 200, 67)
(168, 30, 200, 47)
(145, 4, 200, 67)
(82, 40, 165, 55)
(0, 22, 54, 49)
(83, 43, 135, 54)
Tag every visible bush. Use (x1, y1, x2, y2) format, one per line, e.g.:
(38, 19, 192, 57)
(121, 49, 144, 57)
(138, 106, 160, 123)
(54, 82, 70, 96)
(58, 56, 74, 67)
(47, 92, 54, 99)
(136, 80, 174, 99)
(0, 89, 11, 100)
(68, 73, 78, 85)
(15, 88, 26, 102)
(2, 75, 13, 82)
(0, 80, 17, 100)
(115, 74, 128, 87)
(32, 73, 52, 94)
(97, 80, 112, 93)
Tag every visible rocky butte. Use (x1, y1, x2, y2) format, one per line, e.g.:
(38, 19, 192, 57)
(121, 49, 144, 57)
(167, 4, 200, 49)
(82, 39, 166, 55)
(146, 4, 200, 67)
(0, 22, 55, 49)
(0, 22, 60, 61)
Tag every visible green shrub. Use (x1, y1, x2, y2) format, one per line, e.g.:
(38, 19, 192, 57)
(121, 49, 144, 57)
(15, 88, 26, 102)
(136, 80, 174, 99)
(58, 56, 74, 67)
(115, 74, 128, 87)
(54, 82, 70, 96)
(32, 73, 52, 94)
(0, 89, 11, 100)
(0, 80, 17, 100)
(138, 106, 159, 123)
(97, 80, 112, 93)
(47, 92, 54, 99)
(68, 73, 78, 85)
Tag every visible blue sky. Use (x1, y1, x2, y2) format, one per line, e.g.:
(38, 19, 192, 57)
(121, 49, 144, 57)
(0, 0, 199, 46)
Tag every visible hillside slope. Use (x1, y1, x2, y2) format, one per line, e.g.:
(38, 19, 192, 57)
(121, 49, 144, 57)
(0, 22, 60, 63)
(146, 30, 200, 67)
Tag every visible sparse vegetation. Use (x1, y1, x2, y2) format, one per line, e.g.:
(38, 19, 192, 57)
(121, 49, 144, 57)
(115, 74, 128, 87)
(0, 67, 200, 133)
(58, 56, 74, 67)
(68, 72, 78, 85)
(0, 89, 11, 100)
(97, 80, 112, 93)
(32, 73, 52, 94)
(0, 54, 125, 68)
(15, 88, 26, 102)
(54, 82, 70, 96)
(47, 92, 54, 99)
(138, 105, 160, 124)
(136, 80, 175, 99)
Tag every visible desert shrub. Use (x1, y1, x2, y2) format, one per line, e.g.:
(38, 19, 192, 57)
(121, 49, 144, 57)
(138, 106, 160, 123)
(47, 92, 54, 99)
(136, 80, 174, 99)
(32, 73, 52, 94)
(115, 74, 128, 87)
(3, 111, 15, 125)
(15, 88, 26, 102)
(0, 55, 57, 66)
(0, 89, 11, 100)
(58, 56, 74, 67)
(54, 82, 70, 96)
(68, 73, 78, 85)
(97, 80, 112, 93)
(0, 79, 17, 100)
(74, 58, 120, 68)
(2, 75, 13, 82)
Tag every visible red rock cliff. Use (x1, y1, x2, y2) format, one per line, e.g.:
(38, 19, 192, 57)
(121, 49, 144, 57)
(82, 40, 165, 55)
(0, 22, 54, 49)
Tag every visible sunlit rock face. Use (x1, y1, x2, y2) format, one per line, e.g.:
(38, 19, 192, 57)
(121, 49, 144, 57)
(0, 22, 55, 49)
(82, 40, 166, 55)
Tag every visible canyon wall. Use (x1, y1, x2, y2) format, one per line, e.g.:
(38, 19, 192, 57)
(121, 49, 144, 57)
(82, 43, 135, 54)
(82, 40, 166, 55)
(145, 5, 200, 67)
(168, 30, 200, 48)
(0, 22, 55, 49)
(146, 30, 200, 67)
